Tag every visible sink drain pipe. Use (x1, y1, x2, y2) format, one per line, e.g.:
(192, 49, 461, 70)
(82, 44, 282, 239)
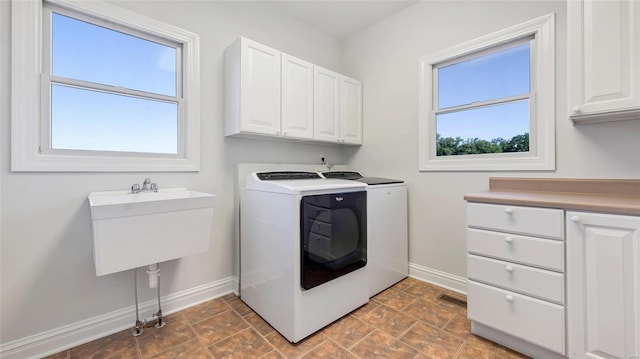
(149, 263, 165, 329)
(147, 263, 159, 289)
(131, 263, 166, 337)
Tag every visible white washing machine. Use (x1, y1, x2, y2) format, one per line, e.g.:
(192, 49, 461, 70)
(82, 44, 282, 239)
(322, 172, 408, 297)
(240, 171, 369, 343)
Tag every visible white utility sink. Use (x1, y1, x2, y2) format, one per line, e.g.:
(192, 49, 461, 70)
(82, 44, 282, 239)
(88, 188, 216, 276)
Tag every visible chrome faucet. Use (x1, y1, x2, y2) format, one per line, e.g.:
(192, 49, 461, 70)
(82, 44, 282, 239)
(131, 178, 159, 193)
(142, 178, 152, 191)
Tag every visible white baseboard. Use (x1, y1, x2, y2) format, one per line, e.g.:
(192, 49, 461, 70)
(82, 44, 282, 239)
(408, 262, 468, 295)
(0, 277, 235, 359)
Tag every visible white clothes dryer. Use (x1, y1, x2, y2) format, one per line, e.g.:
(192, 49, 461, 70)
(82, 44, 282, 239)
(322, 171, 408, 297)
(240, 171, 369, 343)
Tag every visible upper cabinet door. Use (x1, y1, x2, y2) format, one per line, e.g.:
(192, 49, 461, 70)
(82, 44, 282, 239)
(340, 76, 363, 145)
(281, 54, 314, 140)
(225, 37, 363, 145)
(240, 38, 281, 135)
(568, 0, 640, 123)
(314, 66, 340, 143)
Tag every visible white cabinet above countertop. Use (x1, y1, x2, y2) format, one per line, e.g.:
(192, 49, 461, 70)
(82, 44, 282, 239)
(224, 37, 362, 145)
(567, 0, 640, 123)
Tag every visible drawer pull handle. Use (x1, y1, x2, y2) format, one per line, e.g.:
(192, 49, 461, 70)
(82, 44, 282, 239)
(571, 215, 581, 223)
(505, 236, 513, 243)
(505, 265, 514, 272)
(504, 207, 513, 214)
(505, 295, 514, 302)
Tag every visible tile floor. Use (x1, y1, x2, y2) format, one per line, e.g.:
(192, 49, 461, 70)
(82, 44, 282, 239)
(45, 277, 529, 359)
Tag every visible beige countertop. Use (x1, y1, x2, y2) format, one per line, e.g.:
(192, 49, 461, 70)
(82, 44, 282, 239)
(464, 178, 640, 216)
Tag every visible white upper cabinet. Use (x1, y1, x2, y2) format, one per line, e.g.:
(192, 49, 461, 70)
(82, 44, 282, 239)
(313, 66, 341, 142)
(225, 37, 281, 136)
(281, 54, 314, 139)
(226, 37, 362, 145)
(340, 76, 363, 145)
(314, 67, 363, 145)
(568, 0, 640, 123)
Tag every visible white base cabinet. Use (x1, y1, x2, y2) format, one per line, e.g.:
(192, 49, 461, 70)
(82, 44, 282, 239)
(466, 203, 566, 356)
(566, 211, 640, 359)
(467, 202, 640, 359)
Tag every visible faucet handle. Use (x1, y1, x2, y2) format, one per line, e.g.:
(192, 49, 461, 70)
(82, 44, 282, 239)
(131, 184, 141, 193)
(150, 183, 158, 192)
(142, 178, 152, 190)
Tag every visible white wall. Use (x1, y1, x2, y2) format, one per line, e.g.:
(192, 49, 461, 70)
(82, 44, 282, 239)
(341, 1, 640, 284)
(3, 0, 640, 354)
(0, 0, 348, 348)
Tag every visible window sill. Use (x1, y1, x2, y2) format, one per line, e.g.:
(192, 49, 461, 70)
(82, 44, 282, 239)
(11, 152, 200, 172)
(419, 154, 555, 172)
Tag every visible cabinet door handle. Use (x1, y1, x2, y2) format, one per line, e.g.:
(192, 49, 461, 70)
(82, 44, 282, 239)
(571, 215, 581, 223)
(505, 265, 514, 272)
(505, 295, 514, 302)
(504, 236, 513, 243)
(571, 105, 582, 114)
(282, 131, 287, 136)
(504, 207, 513, 214)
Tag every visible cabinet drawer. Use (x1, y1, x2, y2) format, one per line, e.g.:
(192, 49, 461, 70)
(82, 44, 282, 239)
(467, 254, 565, 304)
(468, 281, 565, 355)
(467, 228, 564, 272)
(467, 203, 564, 239)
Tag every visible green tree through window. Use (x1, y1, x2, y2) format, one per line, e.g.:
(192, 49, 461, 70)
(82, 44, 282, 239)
(436, 133, 529, 156)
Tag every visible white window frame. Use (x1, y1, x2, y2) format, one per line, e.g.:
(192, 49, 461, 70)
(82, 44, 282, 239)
(12, 0, 201, 172)
(418, 13, 555, 171)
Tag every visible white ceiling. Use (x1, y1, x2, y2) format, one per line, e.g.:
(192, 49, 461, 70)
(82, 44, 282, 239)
(272, 1, 420, 39)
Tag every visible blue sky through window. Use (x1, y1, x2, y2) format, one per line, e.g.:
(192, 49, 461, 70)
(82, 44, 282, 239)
(49, 12, 179, 154)
(52, 12, 177, 96)
(51, 85, 178, 154)
(437, 100, 529, 141)
(436, 42, 530, 142)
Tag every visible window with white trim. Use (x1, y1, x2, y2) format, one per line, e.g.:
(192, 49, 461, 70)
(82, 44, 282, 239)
(12, 0, 200, 171)
(418, 14, 555, 171)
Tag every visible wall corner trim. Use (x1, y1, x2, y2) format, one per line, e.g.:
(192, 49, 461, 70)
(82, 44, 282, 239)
(0, 277, 235, 359)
